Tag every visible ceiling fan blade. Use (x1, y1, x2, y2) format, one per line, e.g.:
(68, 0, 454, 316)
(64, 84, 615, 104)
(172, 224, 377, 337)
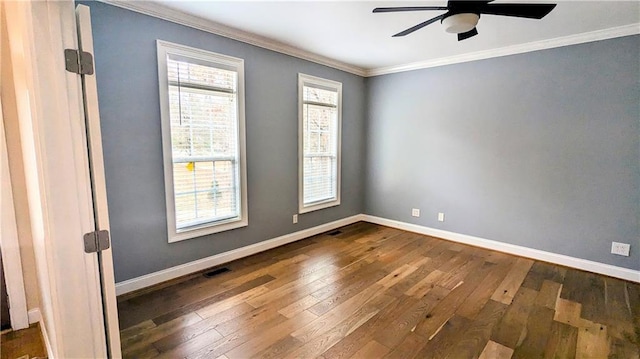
(448, 0, 493, 7)
(373, 6, 448, 13)
(457, 27, 478, 41)
(392, 14, 446, 37)
(479, 3, 557, 19)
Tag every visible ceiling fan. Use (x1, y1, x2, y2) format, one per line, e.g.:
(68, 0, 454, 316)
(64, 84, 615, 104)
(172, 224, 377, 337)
(373, 1, 557, 41)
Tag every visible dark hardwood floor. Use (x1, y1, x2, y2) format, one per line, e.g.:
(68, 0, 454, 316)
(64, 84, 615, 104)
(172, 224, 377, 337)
(117, 222, 640, 359)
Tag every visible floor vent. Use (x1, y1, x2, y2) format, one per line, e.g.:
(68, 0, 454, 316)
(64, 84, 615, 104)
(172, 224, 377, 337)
(327, 230, 342, 236)
(203, 267, 231, 278)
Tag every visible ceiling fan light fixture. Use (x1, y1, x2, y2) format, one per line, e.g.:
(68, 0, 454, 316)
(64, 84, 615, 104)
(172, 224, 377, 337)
(441, 13, 479, 33)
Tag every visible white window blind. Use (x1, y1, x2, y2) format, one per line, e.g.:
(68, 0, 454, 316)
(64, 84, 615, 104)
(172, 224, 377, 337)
(158, 41, 247, 242)
(298, 74, 342, 213)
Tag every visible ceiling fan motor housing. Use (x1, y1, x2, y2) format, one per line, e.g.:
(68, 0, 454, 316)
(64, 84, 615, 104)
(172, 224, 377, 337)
(441, 12, 480, 33)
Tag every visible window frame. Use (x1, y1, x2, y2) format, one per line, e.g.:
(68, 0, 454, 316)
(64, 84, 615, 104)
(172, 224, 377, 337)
(298, 73, 342, 214)
(157, 40, 248, 243)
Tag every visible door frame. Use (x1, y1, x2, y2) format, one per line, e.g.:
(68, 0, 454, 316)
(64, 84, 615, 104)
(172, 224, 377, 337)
(0, 95, 30, 331)
(1, 0, 30, 330)
(2, 0, 115, 357)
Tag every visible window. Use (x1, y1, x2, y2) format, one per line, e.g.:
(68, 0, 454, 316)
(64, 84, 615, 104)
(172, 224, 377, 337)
(157, 40, 247, 242)
(298, 74, 342, 213)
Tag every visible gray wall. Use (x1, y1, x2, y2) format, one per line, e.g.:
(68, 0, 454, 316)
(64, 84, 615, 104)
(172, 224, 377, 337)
(365, 35, 640, 270)
(83, 2, 367, 282)
(86, 1, 639, 281)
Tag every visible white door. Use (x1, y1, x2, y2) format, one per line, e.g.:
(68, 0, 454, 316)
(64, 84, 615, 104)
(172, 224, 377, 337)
(2, 0, 120, 357)
(75, 4, 122, 358)
(0, 0, 112, 358)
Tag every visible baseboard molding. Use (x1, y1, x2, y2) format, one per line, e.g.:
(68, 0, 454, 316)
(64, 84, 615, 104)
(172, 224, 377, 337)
(115, 212, 639, 295)
(27, 308, 40, 324)
(362, 215, 640, 283)
(115, 214, 365, 295)
(27, 307, 53, 357)
(38, 313, 54, 359)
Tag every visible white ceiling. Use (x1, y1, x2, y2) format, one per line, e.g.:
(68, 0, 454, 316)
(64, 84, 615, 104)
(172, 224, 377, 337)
(151, 0, 639, 73)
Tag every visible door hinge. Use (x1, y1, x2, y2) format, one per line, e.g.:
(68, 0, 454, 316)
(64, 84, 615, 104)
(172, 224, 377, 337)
(64, 49, 94, 75)
(83, 230, 110, 253)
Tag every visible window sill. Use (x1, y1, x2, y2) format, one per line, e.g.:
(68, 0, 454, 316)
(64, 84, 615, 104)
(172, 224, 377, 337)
(299, 199, 340, 214)
(168, 217, 248, 243)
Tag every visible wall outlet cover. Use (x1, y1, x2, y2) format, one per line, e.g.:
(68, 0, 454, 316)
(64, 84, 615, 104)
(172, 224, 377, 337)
(411, 209, 420, 217)
(438, 212, 445, 222)
(611, 242, 630, 256)
(293, 214, 298, 224)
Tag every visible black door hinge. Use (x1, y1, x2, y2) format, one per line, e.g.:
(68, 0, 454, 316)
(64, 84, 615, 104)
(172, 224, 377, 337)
(83, 230, 110, 253)
(64, 49, 94, 75)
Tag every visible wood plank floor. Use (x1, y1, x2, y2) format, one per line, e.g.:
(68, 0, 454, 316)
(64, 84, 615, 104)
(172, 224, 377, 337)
(117, 222, 640, 359)
(0, 323, 47, 359)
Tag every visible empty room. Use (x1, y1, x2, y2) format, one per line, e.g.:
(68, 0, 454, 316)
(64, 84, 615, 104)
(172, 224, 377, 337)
(1, 0, 639, 358)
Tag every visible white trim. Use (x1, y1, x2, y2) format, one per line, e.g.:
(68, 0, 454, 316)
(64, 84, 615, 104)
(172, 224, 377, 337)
(0, 73, 29, 330)
(38, 311, 53, 359)
(98, 1, 637, 78)
(27, 308, 41, 324)
(115, 214, 364, 295)
(157, 40, 249, 243)
(99, 0, 366, 77)
(116, 213, 639, 296)
(362, 215, 640, 283)
(76, 4, 122, 358)
(298, 73, 342, 214)
(9, 1, 108, 356)
(27, 307, 54, 359)
(365, 24, 640, 76)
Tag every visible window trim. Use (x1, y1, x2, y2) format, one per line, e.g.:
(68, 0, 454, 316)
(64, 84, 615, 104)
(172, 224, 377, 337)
(298, 73, 342, 214)
(157, 40, 248, 243)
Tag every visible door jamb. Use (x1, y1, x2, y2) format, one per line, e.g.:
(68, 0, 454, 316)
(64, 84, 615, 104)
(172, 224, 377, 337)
(0, 96, 30, 331)
(0, 2, 32, 331)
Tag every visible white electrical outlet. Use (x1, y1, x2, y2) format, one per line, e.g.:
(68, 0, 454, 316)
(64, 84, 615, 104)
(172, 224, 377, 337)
(293, 214, 298, 224)
(411, 208, 420, 217)
(611, 242, 630, 256)
(438, 212, 445, 222)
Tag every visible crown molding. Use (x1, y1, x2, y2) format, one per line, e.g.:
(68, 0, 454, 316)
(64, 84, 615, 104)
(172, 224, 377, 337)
(97, 1, 637, 78)
(99, 0, 367, 77)
(365, 23, 640, 77)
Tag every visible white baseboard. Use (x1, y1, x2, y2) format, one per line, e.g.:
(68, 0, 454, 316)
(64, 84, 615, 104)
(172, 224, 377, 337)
(39, 313, 53, 359)
(27, 308, 40, 324)
(115, 214, 365, 295)
(116, 213, 639, 296)
(28, 308, 53, 358)
(362, 215, 640, 283)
